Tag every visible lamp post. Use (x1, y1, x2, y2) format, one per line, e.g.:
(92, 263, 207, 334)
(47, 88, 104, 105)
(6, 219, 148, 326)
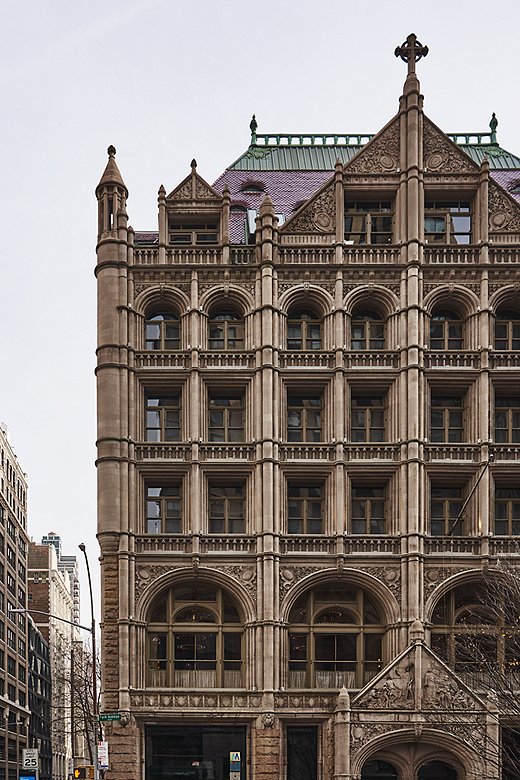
(78, 543, 99, 780)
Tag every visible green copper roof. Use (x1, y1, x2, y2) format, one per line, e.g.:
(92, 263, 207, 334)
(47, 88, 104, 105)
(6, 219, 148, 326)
(229, 131, 520, 172)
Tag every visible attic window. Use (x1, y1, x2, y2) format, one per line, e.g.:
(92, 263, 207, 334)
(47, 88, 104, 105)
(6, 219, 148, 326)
(239, 183, 265, 195)
(169, 217, 219, 246)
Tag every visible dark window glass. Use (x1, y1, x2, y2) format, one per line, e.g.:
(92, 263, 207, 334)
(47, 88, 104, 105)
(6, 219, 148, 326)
(287, 726, 318, 780)
(145, 312, 180, 350)
(425, 201, 472, 244)
(146, 486, 182, 534)
(208, 484, 245, 533)
(351, 396, 385, 442)
(351, 311, 385, 350)
(287, 310, 322, 350)
(145, 395, 181, 442)
(209, 396, 244, 442)
(208, 312, 244, 350)
(430, 396, 463, 443)
(495, 310, 520, 351)
(288, 485, 322, 534)
(287, 396, 322, 442)
(495, 398, 520, 443)
(352, 486, 386, 534)
(430, 486, 463, 535)
(495, 487, 520, 535)
(430, 311, 463, 350)
(345, 202, 393, 245)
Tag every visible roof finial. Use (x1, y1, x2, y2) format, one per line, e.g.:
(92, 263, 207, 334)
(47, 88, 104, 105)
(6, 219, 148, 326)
(107, 145, 116, 157)
(250, 114, 258, 145)
(489, 112, 498, 144)
(394, 33, 429, 76)
(191, 159, 197, 172)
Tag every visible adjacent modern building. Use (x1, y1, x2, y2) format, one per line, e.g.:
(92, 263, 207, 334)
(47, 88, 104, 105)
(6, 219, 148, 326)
(0, 424, 30, 780)
(27, 616, 52, 780)
(95, 35, 520, 780)
(42, 533, 81, 628)
(28, 542, 74, 780)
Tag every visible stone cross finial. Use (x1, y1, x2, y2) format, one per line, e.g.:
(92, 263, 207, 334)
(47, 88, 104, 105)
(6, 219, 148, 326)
(394, 33, 429, 75)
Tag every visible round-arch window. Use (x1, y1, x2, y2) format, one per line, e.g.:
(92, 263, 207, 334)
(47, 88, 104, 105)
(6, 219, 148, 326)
(287, 309, 322, 350)
(418, 761, 457, 779)
(495, 308, 520, 351)
(288, 584, 384, 689)
(147, 582, 243, 689)
(361, 760, 398, 779)
(430, 311, 462, 350)
(209, 311, 244, 350)
(145, 311, 180, 350)
(351, 310, 384, 350)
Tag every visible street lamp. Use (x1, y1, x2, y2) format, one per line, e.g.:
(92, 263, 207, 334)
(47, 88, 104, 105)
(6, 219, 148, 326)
(78, 543, 99, 780)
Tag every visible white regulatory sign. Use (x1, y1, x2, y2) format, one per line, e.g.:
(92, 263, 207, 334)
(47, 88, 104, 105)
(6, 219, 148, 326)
(229, 752, 241, 762)
(23, 749, 39, 769)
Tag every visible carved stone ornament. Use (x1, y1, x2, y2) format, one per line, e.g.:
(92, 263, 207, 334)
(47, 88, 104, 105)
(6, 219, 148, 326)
(488, 181, 520, 232)
(355, 565, 401, 601)
(261, 712, 275, 728)
(363, 658, 416, 710)
(131, 691, 262, 710)
(285, 183, 335, 234)
(279, 566, 326, 603)
(135, 564, 185, 600)
(423, 119, 479, 174)
(422, 655, 477, 711)
(423, 566, 471, 598)
(346, 119, 399, 174)
(350, 721, 394, 748)
(211, 565, 257, 598)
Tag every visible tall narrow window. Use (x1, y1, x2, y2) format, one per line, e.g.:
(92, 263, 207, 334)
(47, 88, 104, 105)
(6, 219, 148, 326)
(494, 488, 520, 535)
(430, 486, 463, 535)
(430, 311, 463, 350)
(351, 311, 385, 350)
(146, 486, 182, 534)
(145, 312, 180, 351)
(495, 310, 520, 350)
(145, 395, 181, 442)
(208, 312, 244, 350)
(287, 310, 322, 350)
(287, 396, 322, 442)
(351, 486, 386, 534)
(208, 396, 244, 442)
(287, 726, 318, 780)
(430, 396, 463, 443)
(495, 397, 520, 443)
(345, 202, 393, 244)
(208, 484, 245, 533)
(288, 485, 323, 534)
(425, 201, 472, 244)
(351, 396, 385, 442)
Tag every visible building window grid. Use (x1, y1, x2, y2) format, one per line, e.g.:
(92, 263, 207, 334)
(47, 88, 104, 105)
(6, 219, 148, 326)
(351, 396, 385, 443)
(495, 398, 520, 444)
(287, 396, 322, 442)
(494, 488, 520, 536)
(430, 486, 464, 536)
(495, 311, 520, 351)
(430, 312, 463, 350)
(288, 486, 323, 534)
(287, 310, 322, 351)
(350, 312, 385, 351)
(146, 486, 182, 534)
(208, 312, 244, 350)
(208, 396, 244, 442)
(424, 201, 472, 244)
(351, 486, 386, 534)
(430, 396, 464, 443)
(208, 484, 245, 534)
(145, 312, 180, 351)
(344, 201, 393, 245)
(145, 394, 181, 442)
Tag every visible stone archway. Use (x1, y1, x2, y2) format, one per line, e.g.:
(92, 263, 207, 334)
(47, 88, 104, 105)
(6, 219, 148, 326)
(361, 760, 399, 779)
(417, 761, 457, 780)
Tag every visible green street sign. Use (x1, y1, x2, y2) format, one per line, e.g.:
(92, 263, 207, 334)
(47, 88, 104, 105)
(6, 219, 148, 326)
(99, 713, 121, 721)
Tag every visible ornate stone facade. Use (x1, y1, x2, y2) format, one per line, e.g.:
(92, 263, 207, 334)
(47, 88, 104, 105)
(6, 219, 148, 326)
(96, 36, 520, 780)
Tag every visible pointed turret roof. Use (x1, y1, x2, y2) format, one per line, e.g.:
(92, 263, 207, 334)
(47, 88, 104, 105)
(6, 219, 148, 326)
(96, 145, 128, 196)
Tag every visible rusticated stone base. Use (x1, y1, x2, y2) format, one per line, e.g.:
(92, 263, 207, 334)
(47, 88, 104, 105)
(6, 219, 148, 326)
(103, 720, 140, 780)
(254, 728, 281, 780)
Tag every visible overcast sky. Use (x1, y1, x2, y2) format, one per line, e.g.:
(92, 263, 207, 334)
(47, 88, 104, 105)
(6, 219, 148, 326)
(1, 0, 519, 619)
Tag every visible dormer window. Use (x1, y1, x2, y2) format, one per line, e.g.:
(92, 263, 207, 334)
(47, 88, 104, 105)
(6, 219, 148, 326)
(425, 201, 472, 244)
(344, 202, 393, 245)
(169, 217, 219, 246)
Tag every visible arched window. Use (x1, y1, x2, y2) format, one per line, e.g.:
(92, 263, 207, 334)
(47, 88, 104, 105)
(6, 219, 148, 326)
(288, 584, 384, 689)
(418, 761, 457, 779)
(145, 311, 180, 350)
(208, 311, 244, 350)
(147, 582, 243, 689)
(430, 582, 519, 688)
(430, 310, 462, 350)
(495, 308, 520, 350)
(287, 309, 322, 350)
(351, 310, 385, 350)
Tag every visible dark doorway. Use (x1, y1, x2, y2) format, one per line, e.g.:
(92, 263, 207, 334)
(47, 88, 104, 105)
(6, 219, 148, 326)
(287, 726, 317, 780)
(146, 725, 246, 780)
(418, 761, 457, 780)
(361, 760, 398, 779)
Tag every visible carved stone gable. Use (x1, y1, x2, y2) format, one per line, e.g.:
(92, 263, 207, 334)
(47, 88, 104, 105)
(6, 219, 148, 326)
(488, 180, 520, 232)
(345, 117, 400, 174)
(283, 182, 335, 234)
(421, 647, 484, 711)
(167, 170, 221, 203)
(353, 649, 416, 710)
(423, 118, 479, 174)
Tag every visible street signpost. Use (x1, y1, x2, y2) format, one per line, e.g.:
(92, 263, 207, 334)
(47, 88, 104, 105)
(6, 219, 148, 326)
(229, 751, 241, 780)
(97, 741, 109, 770)
(22, 748, 39, 780)
(98, 713, 121, 722)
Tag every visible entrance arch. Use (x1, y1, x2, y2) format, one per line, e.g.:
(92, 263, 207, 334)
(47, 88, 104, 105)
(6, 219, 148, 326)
(418, 761, 457, 779)
(361, 760, 398, 779)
